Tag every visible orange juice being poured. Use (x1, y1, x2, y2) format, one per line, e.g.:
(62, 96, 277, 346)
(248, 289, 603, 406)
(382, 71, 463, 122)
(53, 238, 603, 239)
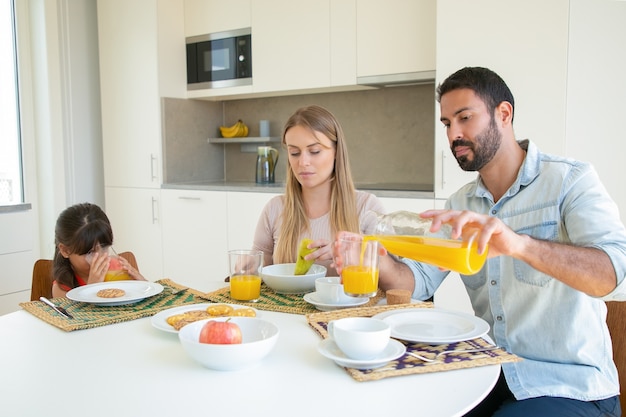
(366, 211, 487, 275)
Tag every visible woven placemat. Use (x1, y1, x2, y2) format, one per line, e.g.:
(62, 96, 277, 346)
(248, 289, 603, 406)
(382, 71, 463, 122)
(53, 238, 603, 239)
(307, 304, 521, 382)
(19, 279, 210, 332)
(202, 283, 385, 315)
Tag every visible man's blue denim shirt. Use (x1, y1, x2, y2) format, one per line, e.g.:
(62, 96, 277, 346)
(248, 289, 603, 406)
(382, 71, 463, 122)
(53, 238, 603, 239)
(404, 140, 626, 401)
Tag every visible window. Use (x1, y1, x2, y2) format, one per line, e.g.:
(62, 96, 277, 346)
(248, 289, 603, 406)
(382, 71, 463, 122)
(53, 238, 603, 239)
(0, 0, 23, 205)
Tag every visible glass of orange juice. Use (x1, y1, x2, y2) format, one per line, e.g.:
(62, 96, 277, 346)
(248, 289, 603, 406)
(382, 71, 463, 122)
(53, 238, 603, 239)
(339, 238, 379, 297)
(228, 250, 263, 302)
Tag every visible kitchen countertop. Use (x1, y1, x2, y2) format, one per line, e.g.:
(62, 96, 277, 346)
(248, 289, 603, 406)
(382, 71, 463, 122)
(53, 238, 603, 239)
(162, 181, 434, 199)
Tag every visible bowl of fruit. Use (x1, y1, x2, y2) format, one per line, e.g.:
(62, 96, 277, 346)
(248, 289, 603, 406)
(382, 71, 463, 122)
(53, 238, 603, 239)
(178, 317, 279, 371)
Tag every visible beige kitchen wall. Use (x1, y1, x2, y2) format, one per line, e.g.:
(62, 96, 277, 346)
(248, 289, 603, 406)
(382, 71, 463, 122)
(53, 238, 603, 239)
(162, 84, 435, 190)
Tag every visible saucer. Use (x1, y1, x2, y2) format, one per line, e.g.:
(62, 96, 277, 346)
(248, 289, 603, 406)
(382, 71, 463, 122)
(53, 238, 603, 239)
(303, 292, 369, 311)
(317, 338, 406, 369)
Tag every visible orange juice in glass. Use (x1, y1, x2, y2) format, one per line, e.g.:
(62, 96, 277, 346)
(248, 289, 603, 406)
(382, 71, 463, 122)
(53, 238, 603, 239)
(104, 253, 131, 281)
(229, 250, 263, 302)
(230, 275, 262, 301)
(339, 238, 379, 297)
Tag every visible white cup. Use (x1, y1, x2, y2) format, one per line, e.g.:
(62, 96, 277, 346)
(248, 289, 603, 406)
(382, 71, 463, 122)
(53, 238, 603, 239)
(327, 317, 390, 360)
(315, 277, 345, 304)
(259, 120, 270, 137)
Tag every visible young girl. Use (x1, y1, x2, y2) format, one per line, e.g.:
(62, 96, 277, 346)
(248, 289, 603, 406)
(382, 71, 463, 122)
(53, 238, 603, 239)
(253, 105, 385, 276)
(51, 203, 145, 297)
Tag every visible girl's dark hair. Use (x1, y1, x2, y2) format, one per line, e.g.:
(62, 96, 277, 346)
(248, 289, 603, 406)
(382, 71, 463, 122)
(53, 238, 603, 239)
(436, 66, 515, 123)
(53, 203, 113, 290)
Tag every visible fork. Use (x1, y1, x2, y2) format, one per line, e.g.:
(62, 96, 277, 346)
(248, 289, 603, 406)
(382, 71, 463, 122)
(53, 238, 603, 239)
(406, 346, 501, 363)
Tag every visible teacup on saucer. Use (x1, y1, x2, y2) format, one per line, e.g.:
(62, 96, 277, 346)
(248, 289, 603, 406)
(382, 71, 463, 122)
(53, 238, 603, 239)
(317, 338, 406, 369)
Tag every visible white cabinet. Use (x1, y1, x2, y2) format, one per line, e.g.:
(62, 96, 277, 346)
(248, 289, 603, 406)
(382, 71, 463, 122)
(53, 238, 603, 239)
(0, 209, 35, 314)
(251, 1, 331, 93)
(226, 191, 281, 251)
(356, 0, 435, 80)
(161, 189, 229, 291)
(183, 0, 251, 37)
(433, 0, 569, 199)
(98, 0, 185, 281)
(104, 187, 163, 281)
(98, 0, 185, 189)
(378, 197, 434, 214)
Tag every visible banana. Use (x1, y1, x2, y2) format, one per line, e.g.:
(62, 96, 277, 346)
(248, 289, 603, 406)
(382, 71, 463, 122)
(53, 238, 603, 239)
(219, 120, 249, 138)
(294, 238, 316, 275)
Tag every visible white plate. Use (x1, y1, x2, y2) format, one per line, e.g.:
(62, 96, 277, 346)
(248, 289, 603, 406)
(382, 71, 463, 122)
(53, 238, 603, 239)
(151, 303, 260, 334)
(303, 292, 369, 311)
(317, 338, 406, 369)
(66, 281, 164, 306)
(372, 308, 490, 344)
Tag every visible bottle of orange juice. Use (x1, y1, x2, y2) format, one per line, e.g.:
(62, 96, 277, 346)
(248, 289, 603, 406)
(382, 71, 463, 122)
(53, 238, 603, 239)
(366, 211, 487, 275)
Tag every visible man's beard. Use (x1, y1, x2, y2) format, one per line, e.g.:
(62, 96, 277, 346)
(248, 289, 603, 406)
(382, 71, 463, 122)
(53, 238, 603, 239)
(451, 118, 501, 172)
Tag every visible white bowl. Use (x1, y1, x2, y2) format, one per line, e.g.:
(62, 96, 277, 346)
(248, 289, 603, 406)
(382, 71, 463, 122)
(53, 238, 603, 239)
(178, 317, 279, 371)
(261, 263, 327, 294)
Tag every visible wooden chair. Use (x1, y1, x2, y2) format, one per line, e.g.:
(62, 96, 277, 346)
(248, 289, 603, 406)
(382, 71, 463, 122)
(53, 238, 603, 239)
(606, 301, 626, 412)
(30, 251, 139, 301)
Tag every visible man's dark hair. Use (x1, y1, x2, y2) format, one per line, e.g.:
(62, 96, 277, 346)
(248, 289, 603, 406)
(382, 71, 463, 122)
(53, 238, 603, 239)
(436, 67, 515, 122)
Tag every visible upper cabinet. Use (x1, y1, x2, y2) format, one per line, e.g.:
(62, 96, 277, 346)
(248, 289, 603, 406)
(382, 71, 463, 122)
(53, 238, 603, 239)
(251, 0, 332, 93)
(433, 0, 569, 199)
(356, 0, 435, 82)
(185, 0, 436, 99)
(184, 0, 251, 37)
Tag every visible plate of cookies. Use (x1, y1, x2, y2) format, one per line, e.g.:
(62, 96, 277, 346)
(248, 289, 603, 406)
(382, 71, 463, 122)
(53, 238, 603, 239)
(66, 281, 164, 306)
(151, 303, 259, 333)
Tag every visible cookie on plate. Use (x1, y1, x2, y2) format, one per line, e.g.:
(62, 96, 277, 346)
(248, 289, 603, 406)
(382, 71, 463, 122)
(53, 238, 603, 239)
(96, 288, 126, 298)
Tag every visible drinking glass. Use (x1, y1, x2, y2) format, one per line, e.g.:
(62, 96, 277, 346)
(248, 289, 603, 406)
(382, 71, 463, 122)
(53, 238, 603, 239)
(339, 237, 379, 297)
(229, 250, 263, 302)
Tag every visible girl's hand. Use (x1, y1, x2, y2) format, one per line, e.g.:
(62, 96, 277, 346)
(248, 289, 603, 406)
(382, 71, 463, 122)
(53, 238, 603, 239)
(117, 256, 147, 281)
(87, 252, 108, 284)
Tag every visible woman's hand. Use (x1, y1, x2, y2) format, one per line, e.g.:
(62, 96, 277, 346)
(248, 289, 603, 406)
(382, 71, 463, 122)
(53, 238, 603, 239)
(303, 239, 333, 263)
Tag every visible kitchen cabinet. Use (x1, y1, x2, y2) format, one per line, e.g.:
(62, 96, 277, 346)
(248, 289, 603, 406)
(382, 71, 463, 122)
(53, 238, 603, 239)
(0, 209, 34, 314)
(98, 0, 185, 189)
(183, 0, 251, 37)
(251, 1, 331, 93)
(189, 0, 361, 99)
(161, 189, 229, 291)
(98, 0, 185, 279)
(356, 0, 435, 81)
(433, 0, 569, 199)
(378, 197, 434, 214)
(226, 191, 281, 251)
(104, 187, 163, 281)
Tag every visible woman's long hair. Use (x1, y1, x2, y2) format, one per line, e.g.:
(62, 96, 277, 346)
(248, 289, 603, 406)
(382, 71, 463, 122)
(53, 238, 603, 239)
(274, 105, 360, 263)
(53, 203, 113, 289)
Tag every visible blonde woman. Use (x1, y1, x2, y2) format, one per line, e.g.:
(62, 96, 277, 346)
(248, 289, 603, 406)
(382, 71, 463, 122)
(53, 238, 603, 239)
(253, 105, 384, 276)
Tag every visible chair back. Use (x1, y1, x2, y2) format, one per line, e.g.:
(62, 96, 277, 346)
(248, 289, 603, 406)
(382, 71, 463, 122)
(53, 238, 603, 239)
(30, 251, 139, 301)
(607, 301, 626, 412)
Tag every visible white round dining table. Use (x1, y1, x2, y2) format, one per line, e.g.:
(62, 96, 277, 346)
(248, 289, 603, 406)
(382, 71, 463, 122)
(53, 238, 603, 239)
(0, 285, 499, 417)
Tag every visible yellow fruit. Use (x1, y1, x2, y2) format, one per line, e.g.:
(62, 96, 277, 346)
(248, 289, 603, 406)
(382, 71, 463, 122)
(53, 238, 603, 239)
(220, 120, 249, 138)
(294, 238, 316, 275)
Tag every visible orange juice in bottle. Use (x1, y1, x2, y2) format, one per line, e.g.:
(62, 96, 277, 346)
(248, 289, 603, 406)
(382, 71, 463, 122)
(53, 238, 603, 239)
(367, 211, 487, 275)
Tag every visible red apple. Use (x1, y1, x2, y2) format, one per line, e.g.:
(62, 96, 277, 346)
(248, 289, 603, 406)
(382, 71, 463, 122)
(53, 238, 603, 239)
(199, 319, 242, 344)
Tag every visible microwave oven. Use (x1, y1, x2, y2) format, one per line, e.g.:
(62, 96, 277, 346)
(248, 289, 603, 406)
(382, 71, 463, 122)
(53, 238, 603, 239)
(186, 28, 252, 90)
